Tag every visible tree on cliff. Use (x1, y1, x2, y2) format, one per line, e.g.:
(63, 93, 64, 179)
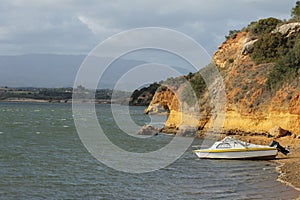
(291, 1, 300, 20)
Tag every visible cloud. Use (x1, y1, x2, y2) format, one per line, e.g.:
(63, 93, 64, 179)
(0, 27, 10, 41)
(0, 0, 297, 55)
(78, 15, 121, 35)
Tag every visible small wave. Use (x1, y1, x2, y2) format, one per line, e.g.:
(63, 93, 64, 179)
(12, 122, 23, 125)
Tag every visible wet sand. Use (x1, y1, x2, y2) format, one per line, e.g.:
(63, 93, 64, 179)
(233, 135, 300, 198)
(274, 138, 300, 193)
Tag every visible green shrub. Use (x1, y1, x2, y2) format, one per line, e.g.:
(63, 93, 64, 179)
(291, 1, 300, 20)
(130, 82, 160, 100)
(251, 32, 287, 64)
(247, 17, 282, 35)
(225, 30, 240, 40)
(266, 40, 300, 90)
(189, 71, 207, 98)
(156, 85, 167, 93)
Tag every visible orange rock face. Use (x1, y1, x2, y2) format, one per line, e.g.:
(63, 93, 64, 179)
(146, 28, 300, 135)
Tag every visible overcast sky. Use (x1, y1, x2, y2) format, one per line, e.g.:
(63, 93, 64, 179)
(0, 0, 297, 56)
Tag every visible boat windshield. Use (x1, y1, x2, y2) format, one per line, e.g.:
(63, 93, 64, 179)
(216, 143, 231, 149)
(222, 137, 247, 147)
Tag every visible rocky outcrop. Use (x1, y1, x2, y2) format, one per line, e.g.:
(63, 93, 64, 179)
(213, 28, 300, 134)
(146, 89, 201, 135)
(242, 39, 258, 54)
(272, 22, 300, 37)
(144, 89, 176, 114)
(138, 125, 161, 135)
(214, 32, 249, 69)
(145, 22, 300, 137)
(269, 126, 291, 138)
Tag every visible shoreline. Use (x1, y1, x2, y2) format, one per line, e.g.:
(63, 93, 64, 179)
(273, 137, 300, 193)
(152, 127, 300, 197)
(1, 98, 50, 103)
(2, 100, 300, 197)
(218, 134, 300, 198)
(0, 98, 116, 104)
(276, 162, 300, 193)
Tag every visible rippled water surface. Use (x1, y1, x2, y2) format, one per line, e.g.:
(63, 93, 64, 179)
(0, 102, 298, 199)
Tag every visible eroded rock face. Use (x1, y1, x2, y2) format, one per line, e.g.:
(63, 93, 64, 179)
(145, 22, 300, 136)
(213, 32, 249, 69)
(144, 89, 178, 115)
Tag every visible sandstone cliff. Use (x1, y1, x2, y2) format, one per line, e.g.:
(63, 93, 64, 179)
(146, 20, 300, 136)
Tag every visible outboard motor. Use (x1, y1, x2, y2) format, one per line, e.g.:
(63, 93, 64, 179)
(269, 140, 290, 155)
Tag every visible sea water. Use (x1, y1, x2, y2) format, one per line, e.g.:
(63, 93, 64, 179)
(0, 102, 298, 199)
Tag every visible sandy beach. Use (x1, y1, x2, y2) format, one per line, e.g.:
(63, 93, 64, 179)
(232, 135, 300, 198)
(275, 138, 300, 193)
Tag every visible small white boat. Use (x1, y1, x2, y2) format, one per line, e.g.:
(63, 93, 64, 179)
(193, 136, 288, 160)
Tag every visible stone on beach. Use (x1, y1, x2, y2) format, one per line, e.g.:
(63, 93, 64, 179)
(138, 125, 161, 135)
(269, 126, 291, 139)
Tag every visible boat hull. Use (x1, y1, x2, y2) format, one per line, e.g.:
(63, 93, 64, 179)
(194, 149, 278, 160)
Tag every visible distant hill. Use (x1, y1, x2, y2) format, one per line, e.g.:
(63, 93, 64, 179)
(0, 54, 149, 89)
(0, 53, 192, 89)
(0, 54, 85, 87)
